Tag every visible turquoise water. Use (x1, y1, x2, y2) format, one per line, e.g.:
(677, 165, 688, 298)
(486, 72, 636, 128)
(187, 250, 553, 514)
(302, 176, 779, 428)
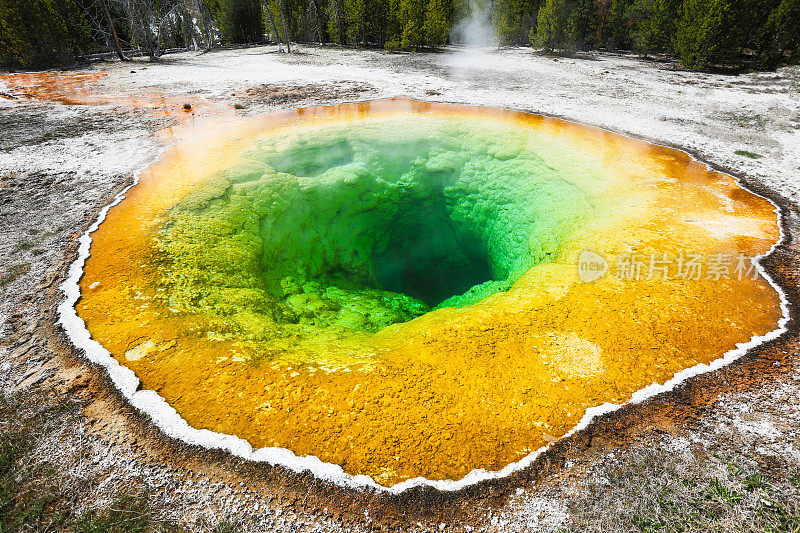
(156, 116, 594, 335)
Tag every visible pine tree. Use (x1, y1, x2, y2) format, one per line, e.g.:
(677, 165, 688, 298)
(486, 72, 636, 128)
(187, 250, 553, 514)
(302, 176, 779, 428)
(594, 0, 614, 46)
(737, 0, 800, 68)
(627, 0, 674, 55)
(567, 0, 599, 49)
(764, 0, 800, 63)
(399, 0, 425, 48)
(371, 0, 393, 45)
(327, 0, 347, 43)
(607, 0, 633, 49)
(383, 0, 403, 47)
(307, 0, 326, 42)
(215, 0, 265, 44)
(674, 0, 738, 69)
(494, 0, 538, 45)
(0, 0, 90, 68)
(424, 0, 451, 46)
(346, 0, 367, 43)
(343, 0, 391, 45)
(530, 0, 569, 51)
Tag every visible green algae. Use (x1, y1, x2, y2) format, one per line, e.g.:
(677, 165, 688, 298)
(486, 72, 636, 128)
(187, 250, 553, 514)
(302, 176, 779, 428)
(153, 116, 602, 363)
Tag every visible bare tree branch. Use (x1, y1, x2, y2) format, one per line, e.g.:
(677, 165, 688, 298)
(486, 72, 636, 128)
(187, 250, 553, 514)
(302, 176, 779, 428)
(262, 0, 285, 52)
(154, 5, 182, 58)
(101, 0, 129, 60)
(277, 0, 292, 53)
(308, 0, 324, 44)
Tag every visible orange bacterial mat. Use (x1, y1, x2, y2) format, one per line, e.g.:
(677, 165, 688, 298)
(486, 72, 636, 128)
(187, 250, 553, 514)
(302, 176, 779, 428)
(74, 99, 783, 486)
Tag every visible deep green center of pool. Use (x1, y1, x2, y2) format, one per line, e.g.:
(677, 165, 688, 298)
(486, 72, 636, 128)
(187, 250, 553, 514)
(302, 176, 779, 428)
(155, 116, 595, 346)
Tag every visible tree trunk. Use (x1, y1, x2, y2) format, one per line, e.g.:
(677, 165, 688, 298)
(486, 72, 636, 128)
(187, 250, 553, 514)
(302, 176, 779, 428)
(141, 16, 155, 60)
(102, 0, 128, 60)
(334, 0, 345, 44)
(262, 0, 285, 51)
(174, 6, 189, 50)
(154, 5, 181, 58)
(308, 0, 324, 43)
(277, 0, 292, 53)
(181, 2, 198, 50)
(197, 0, 214, 51)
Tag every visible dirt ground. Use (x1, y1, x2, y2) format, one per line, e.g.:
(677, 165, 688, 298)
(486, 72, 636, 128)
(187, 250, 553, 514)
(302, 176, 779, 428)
(0, 45, 799, 531)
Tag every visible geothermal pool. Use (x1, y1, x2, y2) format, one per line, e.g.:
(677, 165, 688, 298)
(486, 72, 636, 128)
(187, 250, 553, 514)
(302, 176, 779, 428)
(74, 99, 783, 487)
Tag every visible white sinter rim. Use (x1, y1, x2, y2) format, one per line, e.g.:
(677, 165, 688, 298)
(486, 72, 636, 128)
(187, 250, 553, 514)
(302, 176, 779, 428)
(58, 104, 791, 494)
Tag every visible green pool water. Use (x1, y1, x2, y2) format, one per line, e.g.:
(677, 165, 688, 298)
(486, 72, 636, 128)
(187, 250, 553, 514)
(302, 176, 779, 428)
(154, 116, 597, 346)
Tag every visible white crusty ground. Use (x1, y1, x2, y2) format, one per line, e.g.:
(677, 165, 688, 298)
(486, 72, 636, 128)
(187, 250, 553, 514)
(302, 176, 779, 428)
(5, 45, 797, 198)
(1, 45, 799, 530)
(21, 47, 800, 192)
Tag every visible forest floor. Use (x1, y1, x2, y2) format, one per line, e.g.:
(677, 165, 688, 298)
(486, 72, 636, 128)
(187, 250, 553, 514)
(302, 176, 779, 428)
(0, 45, 799, 531)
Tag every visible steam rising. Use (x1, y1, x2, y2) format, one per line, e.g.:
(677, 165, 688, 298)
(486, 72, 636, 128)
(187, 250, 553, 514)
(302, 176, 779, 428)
(447, 0, 498, 80)
(450, 0, 496, 48)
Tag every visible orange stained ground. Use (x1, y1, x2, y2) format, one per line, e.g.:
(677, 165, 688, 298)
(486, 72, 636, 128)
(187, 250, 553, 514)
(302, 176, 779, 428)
(0, 70, 223, 123)
(70, 98, 782, 486)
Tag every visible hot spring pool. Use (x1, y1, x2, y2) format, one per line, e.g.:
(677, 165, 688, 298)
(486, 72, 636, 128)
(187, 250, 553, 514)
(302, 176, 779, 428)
(73, 99, 783, 487)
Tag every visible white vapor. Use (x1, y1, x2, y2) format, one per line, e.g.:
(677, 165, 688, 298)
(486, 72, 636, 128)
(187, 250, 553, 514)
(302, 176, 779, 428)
(450, 0, 497, 49)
